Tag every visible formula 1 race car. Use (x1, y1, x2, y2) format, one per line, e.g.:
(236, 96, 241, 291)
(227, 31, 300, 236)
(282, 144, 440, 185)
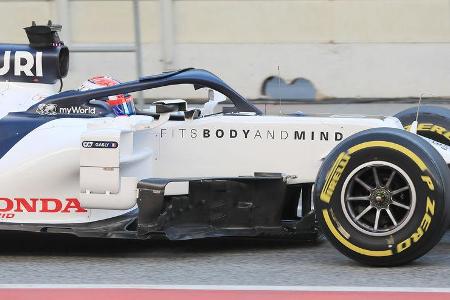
(0, 22, 449, 266)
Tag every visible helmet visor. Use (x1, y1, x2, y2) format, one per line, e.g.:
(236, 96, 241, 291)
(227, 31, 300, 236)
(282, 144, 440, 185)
(108, 94, 136, 116)
(111, 100, 136, 116)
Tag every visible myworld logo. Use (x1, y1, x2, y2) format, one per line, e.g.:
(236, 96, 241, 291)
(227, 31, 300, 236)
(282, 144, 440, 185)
(36, 104, 96, 115)
(60, 106, 96, 115)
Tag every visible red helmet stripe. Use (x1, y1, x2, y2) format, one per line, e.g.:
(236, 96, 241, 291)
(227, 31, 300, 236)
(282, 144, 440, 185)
(89, 76, 119, 87)
(107, 94, 133, 106)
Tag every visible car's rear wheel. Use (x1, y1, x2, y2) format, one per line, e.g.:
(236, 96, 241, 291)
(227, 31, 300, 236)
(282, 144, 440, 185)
(395, 105, 450, 145)
(314, 128, 450, 266)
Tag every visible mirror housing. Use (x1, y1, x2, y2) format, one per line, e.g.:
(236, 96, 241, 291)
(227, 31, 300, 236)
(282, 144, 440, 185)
(154, 99, 187, 114)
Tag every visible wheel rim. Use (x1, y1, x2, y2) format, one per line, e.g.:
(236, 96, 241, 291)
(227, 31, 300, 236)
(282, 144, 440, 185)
(341, 161, 416, 237)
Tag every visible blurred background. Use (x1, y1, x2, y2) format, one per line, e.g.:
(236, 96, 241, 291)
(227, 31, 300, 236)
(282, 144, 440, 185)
(1, 0, 450, 102)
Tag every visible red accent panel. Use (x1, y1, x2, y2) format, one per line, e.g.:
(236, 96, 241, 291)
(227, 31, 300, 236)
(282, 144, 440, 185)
(0, 289, 449, 300)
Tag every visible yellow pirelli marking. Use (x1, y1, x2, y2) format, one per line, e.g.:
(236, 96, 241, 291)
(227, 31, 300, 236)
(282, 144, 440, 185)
(322, 209, 393, 257)
(348, 141, 427, 171)
(396, 197, 435, 253)
(416, 123, 450, 141)
(320, 152, 351, 203)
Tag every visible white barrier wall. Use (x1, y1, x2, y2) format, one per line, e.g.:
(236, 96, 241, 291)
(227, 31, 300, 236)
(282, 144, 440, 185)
(0, 0, 449, 100)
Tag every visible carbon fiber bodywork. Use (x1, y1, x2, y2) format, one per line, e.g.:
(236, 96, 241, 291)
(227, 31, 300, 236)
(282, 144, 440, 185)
(136, 176, 318, 241)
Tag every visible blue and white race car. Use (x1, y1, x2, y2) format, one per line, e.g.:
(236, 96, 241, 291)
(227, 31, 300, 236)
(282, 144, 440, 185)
(0, 22, 449, 266)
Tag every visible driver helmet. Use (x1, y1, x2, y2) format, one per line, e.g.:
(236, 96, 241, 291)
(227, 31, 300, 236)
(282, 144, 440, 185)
(79, 76, 136, 116)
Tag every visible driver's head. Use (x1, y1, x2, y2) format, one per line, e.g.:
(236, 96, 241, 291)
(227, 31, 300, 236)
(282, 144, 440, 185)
(79, 76, 136, 116)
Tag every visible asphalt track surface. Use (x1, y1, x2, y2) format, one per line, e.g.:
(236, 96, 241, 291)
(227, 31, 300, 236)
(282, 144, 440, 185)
(0, 231, 449, 287)
(3, 102, 450, 288)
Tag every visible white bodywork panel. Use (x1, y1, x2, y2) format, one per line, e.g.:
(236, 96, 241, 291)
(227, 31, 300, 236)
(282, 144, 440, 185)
(0, 85, 449, 225)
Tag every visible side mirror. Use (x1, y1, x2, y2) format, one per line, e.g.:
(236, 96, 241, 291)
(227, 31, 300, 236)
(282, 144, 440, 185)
(153, 99, 187, 114)
(202, 89, 227, 115)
